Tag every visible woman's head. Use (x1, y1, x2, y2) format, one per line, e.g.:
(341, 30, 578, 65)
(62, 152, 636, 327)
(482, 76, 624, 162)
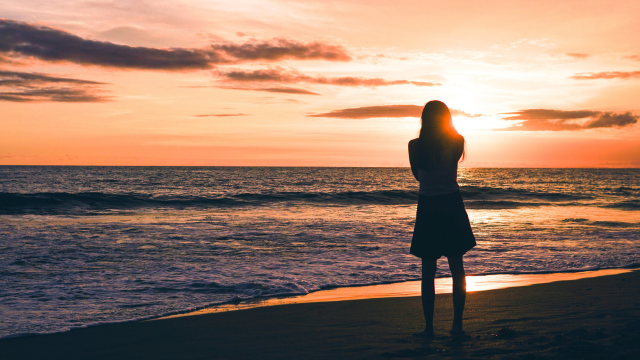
(419, 100, 457, 140)
(418, 100, 465, 161)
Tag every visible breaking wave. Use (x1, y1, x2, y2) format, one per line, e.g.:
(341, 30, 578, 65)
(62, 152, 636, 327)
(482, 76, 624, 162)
(0, 185, 598, 214)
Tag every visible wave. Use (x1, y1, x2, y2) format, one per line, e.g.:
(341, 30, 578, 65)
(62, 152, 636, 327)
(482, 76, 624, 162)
(2, 264, 637, 340)
(0, 191, 416, 214)
(0, 185, 610, 214)
(611, 186, 640, 196)
(603, 200, 640, 210)
(459, 185, 589, 201)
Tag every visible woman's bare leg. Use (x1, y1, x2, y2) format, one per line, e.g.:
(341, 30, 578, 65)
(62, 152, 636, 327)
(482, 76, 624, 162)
(415, 259, 437, 336)
(447, 256, 466, 334)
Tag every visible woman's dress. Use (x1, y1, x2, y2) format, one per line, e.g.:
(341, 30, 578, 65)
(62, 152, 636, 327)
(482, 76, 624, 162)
(408, 139, 476, 260)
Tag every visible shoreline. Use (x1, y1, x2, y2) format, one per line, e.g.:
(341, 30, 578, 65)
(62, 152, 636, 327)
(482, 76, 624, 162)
(157, 267, 633, 320)
(0, 267, 633, 340)
(1, 268, 638, 359)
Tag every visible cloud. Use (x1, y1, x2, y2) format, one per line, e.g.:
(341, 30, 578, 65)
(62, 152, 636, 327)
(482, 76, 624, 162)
(186, 84, 321, 95)
(571, 71, 640, 80)
(0, 19, 351, 70)
(210, 38, 351, 62)
(0, 69, 108, 102)
(255, 87, 320, 95)
(565, 53, 590, 59)
(225, 85, 320, 95)
(309, 105, 483, 119)
(492, 38, 556, 50)
(0, 53, 23, 65)
(218, 68, 439, 87)
(309, 105, 421, 119)
(451, 109, 483, 118)
(624, 55, 640, 61)
(501, 109, 638, 130)
(0, 88, 106, 102)
(0, 19, 221, 70)
(0, 69, 103, 86)
(503, 109, 600, 120)
(194, 113, 250, 117)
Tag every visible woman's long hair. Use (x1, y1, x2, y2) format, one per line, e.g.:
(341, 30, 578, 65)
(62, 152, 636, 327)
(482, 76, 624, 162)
(417, 100, 465, 167)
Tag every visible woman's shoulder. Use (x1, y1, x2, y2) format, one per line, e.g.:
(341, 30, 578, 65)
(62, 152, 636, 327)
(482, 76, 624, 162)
(409, 138, 426, 157)
(409, 138, 426, 148)
(408, 138, 419, 151)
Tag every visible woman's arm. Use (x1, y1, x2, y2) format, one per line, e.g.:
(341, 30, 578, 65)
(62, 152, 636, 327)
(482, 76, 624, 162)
(408, 139, 420, 182)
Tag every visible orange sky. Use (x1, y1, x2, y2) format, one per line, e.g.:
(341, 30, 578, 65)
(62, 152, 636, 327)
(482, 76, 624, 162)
(1, 0, 639, 166)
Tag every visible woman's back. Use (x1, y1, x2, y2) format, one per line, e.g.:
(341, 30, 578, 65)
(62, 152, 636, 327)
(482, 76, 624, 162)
(408, 138, 462, 196)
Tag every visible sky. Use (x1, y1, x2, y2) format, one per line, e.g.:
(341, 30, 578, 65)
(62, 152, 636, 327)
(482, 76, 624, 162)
(1, 0, 639, 167)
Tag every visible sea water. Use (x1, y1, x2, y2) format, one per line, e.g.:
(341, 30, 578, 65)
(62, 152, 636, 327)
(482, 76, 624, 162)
(1, 167, 639, 338)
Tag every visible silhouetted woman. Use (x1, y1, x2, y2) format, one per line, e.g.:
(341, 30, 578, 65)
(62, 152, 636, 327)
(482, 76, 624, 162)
(408, 100, 476, 337)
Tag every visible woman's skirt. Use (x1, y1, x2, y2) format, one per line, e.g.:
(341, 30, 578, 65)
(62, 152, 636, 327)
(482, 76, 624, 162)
(410, 190, 476, 260)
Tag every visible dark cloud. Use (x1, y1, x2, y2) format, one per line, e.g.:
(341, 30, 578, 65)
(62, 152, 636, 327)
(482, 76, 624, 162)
(0, 19, 221, 70)
(225, 86, 320, 95)
(0, 88, 105, 102)
(194, 113, 249, 117)
(218, 68, 439, 87)
(0, 69, 108, 102)
(210, 38, 351, 62)
(586, 112, 638, 128)
(502, 109, 600, 120)
(565, 53, 590, 59)
(501, 109, 638, 130)
(222, 68, 286, 81)
(571, 71, 640, 80)
(315, 77, 438, 87)
(0, 19, 351, 70)
(256, 87, 320, 95)
(0, 69, 103, 86)
(308, 105, 482, 119)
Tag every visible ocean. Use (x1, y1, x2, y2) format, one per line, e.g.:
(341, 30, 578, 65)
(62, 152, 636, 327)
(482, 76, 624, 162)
(1, 166, 639, 338)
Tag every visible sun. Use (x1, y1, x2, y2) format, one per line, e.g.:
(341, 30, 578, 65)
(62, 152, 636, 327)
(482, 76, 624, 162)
(453, 114, 513, 133)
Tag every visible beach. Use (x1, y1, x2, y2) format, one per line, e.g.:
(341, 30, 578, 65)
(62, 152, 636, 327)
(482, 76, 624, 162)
(3, 167, 639, 339)
(2, 167, 639, 356)
(1, 269, 638, 359)
(4, 1, 640, 358)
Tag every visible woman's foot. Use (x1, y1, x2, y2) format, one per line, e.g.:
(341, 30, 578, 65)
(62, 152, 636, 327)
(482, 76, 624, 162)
(413, 329, 435, 338)
(451, 318, 463, 335)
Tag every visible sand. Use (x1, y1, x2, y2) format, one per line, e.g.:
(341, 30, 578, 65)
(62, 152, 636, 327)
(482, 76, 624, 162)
(159, 269, 632, 318)
(1, 270, 639, 359)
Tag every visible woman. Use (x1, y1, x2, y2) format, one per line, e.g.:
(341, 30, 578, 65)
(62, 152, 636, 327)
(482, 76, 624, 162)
(408, 100, 476, 337)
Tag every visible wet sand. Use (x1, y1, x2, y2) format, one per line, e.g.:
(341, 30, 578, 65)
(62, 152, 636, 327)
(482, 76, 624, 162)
(1, 270, 639, 359)
(161, 268, 632, 318)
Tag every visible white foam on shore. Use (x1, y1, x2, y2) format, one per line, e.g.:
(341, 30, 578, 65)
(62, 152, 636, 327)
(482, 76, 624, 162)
(2, 267, 635, 340)
(156, 268, 635, 320)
